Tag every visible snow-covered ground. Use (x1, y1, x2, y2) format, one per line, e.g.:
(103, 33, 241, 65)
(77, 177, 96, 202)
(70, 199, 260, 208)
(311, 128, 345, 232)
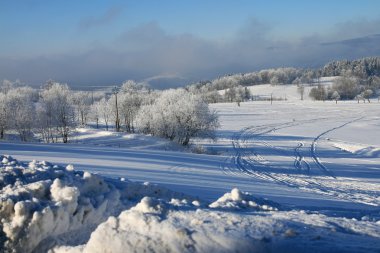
(71, 127, 183, 151)
(1, 97, 380, 252)
(202, 99, 380, 208)
(1, 155, 380, 253)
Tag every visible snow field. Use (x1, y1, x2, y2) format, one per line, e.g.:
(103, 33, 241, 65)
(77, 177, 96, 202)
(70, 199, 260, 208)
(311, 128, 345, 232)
(1, 90, 380, 252)
(2, 155, 380, 253)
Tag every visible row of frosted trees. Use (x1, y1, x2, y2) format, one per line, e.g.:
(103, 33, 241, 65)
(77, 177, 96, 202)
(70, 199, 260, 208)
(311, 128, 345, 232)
(0, 82, 76, 142)
(0, 80, 219, 145)
(309, 76, 379, 102)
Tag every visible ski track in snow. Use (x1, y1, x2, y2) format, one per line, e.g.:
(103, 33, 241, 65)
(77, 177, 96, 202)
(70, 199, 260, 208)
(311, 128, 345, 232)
(222, 117, 380, 206)
(310, 117, 363, 179)
(294, 142, 311, 173)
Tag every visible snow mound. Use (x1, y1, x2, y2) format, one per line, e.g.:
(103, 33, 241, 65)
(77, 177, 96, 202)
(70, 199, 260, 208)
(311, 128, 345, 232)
(0, 155, 191, 253)
(209, 188, 279, 211)
(53, 197, 380, 253)
(332, 141, 380, 158)
(54, 198, 264, 253)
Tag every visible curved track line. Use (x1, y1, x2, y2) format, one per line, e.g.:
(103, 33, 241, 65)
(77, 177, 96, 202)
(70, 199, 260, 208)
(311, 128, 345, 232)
(219, 117, 380, 206)
(310, 117, 363, 178)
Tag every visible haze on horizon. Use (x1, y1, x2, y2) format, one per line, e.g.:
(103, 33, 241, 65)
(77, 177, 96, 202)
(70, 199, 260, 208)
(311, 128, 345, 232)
(1, 0, 380, 89)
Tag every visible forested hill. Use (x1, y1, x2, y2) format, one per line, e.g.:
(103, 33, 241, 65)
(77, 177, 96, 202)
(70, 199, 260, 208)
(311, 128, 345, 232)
(321, 57, 380, 78)
(187, 56, 380, 91)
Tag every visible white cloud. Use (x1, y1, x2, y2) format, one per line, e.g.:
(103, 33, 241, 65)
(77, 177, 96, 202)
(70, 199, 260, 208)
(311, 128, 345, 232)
(1, 18, 380, 88)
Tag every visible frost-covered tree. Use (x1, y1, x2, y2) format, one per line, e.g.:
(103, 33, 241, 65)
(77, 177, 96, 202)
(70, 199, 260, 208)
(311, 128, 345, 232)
(6, 87, 36, 141)
(90, 100, 101, 129)
(355, 94, 363, 103)
(225, 86, 237, 102)
(72, 91, 92, 126)
(0, 80, 14, 94)
(97, 98, 112, 131)
(0, 93, 9, 139)
(243, 87, 251, 101)
(362, 89, 373, 103)
(331, 91, 340, 104)
(297, 85, 305, 100)
(88, 97, 112, 131)
(136, 89, 219, 145)
(119, 93, 142, 133)
(270, 76, 280, 85)
(118, 80, 148, 132)
(332, 76, 359, 100)
(321, 57, 380, 78)
(38, 82, 74, 143)
(309, 85, 327, 101)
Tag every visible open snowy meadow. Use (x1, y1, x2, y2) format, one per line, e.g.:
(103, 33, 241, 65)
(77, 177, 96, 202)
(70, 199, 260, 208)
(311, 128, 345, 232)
(3, 1, 380, 252)
(1, 90, 380, 252)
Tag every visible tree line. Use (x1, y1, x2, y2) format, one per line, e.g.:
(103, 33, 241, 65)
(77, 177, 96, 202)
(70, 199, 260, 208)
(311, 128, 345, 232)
(0, 80, 219, 145)
(308, 75, 380, 102)
(187, 56, 380, 103)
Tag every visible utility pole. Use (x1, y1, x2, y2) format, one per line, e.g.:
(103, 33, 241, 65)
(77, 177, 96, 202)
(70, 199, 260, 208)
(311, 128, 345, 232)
(112, 86, 120, 132)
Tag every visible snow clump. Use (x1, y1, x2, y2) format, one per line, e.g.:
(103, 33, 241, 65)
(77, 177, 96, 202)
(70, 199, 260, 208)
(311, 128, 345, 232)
(209, 188, 279, 211)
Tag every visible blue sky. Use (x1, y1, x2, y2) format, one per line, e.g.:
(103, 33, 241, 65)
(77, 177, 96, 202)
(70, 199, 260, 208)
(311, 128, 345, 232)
(1, 0, 380, 88)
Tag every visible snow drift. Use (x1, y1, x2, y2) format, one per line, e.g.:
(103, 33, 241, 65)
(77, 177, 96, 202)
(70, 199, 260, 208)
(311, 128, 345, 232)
(1, 155, 380, 253)
(0, 155, 191, 252)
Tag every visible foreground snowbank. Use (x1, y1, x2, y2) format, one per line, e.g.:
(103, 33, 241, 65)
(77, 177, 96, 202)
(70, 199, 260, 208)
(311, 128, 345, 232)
(54, 196, 380, 253)
(1, 155, 380, 253)
(0, 155, 191, 252)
